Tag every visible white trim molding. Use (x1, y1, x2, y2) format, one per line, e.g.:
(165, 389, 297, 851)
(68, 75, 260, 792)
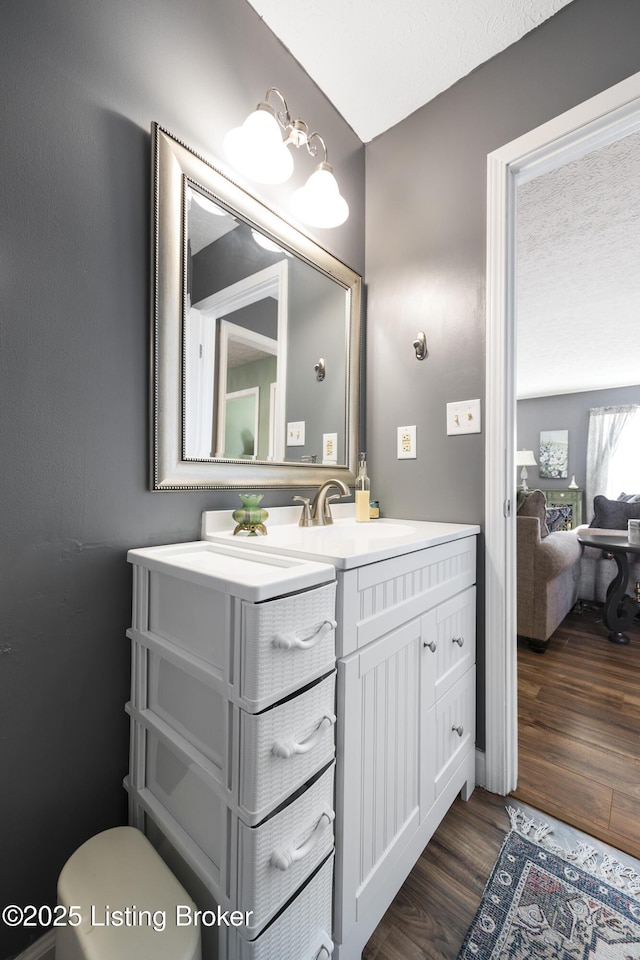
(484, 70, 640, 796)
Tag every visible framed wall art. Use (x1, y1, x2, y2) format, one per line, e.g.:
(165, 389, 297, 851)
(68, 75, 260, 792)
(539, 429, 568, 479)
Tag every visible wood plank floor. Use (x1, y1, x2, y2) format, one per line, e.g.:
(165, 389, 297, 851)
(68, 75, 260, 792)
(363, 604, 640, 960)
(511, 603, 640, 857)
(362, 789, 510, 960)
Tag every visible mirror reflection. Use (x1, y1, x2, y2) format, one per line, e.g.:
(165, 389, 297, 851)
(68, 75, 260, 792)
(184, 184, 348, 466)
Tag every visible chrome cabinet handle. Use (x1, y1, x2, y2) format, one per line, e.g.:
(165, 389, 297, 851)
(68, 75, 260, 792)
(451, 724, 464, 737)
(452, 636, 465, 647)
(424, 640, 437, 652)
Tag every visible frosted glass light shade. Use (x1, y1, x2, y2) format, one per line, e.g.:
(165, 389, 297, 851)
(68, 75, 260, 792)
(224, 109, 294, 184)
(291, 164, 349, 228)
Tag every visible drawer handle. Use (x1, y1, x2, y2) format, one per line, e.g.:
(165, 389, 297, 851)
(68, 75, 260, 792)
(424, 640, 437, 652)
(272, 713, 336, 759)
(451, 724, 464, 738)
(315, 938, 334, 960)
(270, 806, 335, 871)
(452, 636, 465, 647)
(272, 619, 337, 651)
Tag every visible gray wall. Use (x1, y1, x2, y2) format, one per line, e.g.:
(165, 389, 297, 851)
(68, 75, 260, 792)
(365, 0, 640, 749)
(0, 2, 363, 955)
(517, 385, 640, 495)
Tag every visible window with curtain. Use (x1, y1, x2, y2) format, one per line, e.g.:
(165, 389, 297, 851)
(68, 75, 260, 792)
(586, 404, 640, 518)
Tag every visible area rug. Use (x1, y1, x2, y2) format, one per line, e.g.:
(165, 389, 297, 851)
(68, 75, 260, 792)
(456, 806, 640, 959)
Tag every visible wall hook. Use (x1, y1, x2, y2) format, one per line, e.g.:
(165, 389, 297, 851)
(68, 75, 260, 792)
(413, 331, 428, 361)
(314, 358, 326, 381)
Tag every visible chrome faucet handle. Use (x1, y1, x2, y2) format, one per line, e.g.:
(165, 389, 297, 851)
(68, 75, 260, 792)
(292, 495, 312, 527)
(323, 493, 343, 524)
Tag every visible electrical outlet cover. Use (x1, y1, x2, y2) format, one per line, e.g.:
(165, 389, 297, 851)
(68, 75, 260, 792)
(322, 432, 338, 463)
(397, 425, 417, 459)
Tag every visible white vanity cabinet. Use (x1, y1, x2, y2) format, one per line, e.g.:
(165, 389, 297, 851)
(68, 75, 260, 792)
(124, 541, 339, 960)
(333, 535, 477, 959)
(201, 512, 479, 960)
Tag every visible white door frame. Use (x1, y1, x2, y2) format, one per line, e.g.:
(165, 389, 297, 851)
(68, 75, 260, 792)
(484, 70, 640, 795)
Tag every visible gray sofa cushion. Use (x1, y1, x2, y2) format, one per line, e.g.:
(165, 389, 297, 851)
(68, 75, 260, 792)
(590, 494, 640, 530)
(517, 489, 549, 538)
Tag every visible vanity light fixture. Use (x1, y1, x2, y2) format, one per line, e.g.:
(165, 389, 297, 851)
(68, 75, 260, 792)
(224, 87, 349, 228)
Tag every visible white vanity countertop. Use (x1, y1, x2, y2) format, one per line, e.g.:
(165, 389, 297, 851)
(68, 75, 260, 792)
(202, 505, 480, 570)
(127, 540, 335, 602)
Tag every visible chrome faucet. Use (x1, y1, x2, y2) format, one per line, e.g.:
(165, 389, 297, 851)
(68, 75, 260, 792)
(293, 478, 350, 527)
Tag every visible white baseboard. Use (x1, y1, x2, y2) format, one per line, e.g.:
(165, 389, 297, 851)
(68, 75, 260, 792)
(14, 930, 55, 960)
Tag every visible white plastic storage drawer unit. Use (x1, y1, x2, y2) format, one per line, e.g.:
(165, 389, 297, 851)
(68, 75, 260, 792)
(126, 760, 336, 936)
(136, 795, 335, 960)
(227, 853, 334, 960)
(128, 670, 337, 824)
(129, 541, 337, 712)
(127, 539, 338, 960)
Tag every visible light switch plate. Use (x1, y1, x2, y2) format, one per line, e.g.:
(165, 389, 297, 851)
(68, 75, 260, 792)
(322, 432, 338, 463)
(287, 421, 305, 446)
(397, 425, 417, 459)
(446, 399, 481, 435)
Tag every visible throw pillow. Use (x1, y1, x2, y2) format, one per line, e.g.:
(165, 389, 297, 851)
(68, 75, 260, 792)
(590, 494, 640, 529)
(517, 489, 549, 538)
(617, 492, 640, 502)
(546, 504, 572, 532)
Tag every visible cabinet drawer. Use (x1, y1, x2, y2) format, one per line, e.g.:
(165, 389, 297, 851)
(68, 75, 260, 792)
(129, 671, 336, 825)
(422, 586, 476, 703)
(236, 764, 335, 935)
(230, 854, 334, 960)
(239, 671, 336, 818)
(134, 578, 336, 713)
(433, 667, 475, 797)
(127, 762, 335, 937)
(240, 582, 336, 710)
(338, 535, 476, 656)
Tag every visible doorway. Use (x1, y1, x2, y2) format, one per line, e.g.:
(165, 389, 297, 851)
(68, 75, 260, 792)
(484, 70, 640, 795)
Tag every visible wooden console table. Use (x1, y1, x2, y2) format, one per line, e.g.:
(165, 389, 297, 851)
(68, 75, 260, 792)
(577, 531, 640, 644)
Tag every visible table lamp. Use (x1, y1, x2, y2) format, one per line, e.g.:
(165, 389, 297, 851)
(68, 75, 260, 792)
(516, 450, 537, 491)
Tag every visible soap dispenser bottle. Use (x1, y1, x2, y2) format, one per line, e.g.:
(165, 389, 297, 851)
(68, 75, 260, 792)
(355, 452, 371, 523)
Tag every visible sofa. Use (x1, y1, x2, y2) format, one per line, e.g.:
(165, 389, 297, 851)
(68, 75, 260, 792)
(516, 490, 640, 651)
(516, 497, 583, 651)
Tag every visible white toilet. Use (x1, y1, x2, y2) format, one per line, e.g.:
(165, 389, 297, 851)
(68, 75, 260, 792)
(56, 826, 201, 960)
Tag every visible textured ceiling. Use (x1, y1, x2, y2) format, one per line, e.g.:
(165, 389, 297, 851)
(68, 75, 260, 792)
(517, 129, 640, 399)
(246, 0, 574, 142)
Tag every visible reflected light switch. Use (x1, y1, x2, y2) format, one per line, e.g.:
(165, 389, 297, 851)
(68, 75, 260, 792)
(287, 421, 305, 446)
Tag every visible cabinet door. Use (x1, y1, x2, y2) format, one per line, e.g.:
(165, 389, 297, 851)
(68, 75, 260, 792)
(335, 617, 427, 947)
(423, 586, 476, 701)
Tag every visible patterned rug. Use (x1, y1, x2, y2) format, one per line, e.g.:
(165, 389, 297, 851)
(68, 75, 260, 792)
(457, 807, 640, 960)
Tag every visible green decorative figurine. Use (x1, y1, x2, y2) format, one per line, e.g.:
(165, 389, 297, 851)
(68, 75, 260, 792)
(232, 494, 269, 536)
